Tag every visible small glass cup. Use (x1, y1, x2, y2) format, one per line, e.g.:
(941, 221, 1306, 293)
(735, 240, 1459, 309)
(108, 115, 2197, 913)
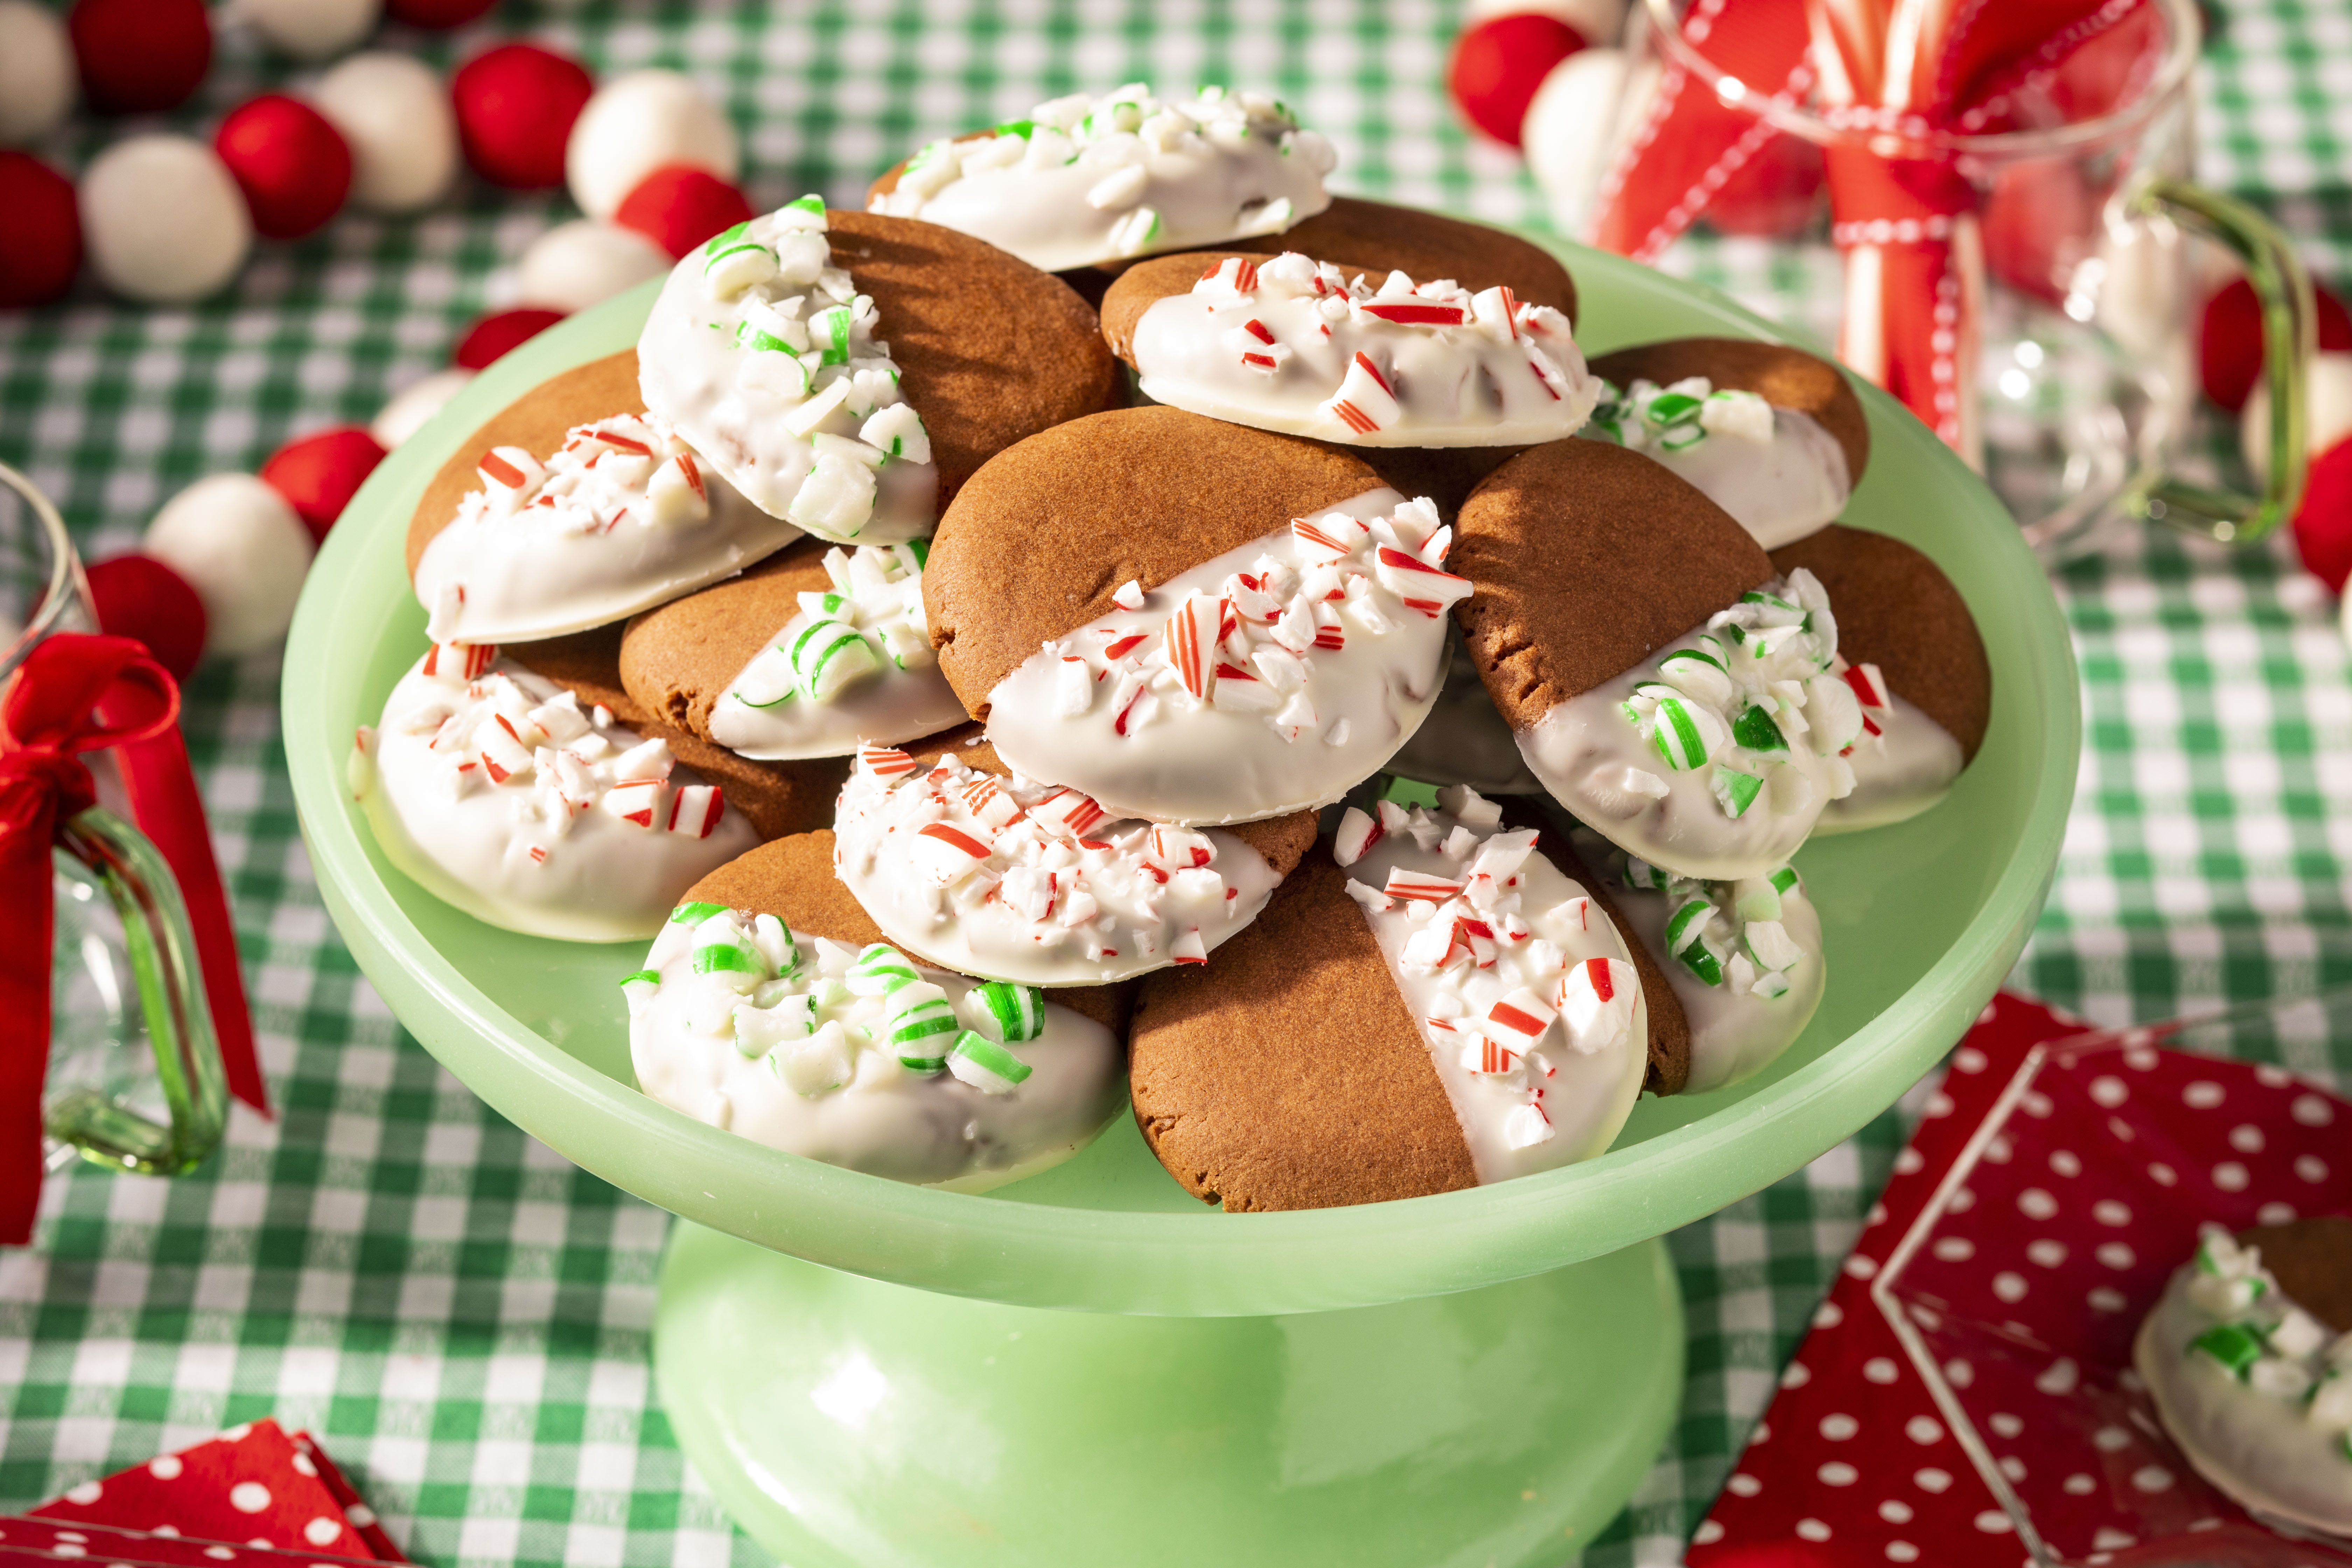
(0, 463, 227, 1184)
(1592, 0, 2313, 560)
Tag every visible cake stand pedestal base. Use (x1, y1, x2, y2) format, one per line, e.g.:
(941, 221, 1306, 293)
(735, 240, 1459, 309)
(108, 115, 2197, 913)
(655, 1220, 1685, 1565)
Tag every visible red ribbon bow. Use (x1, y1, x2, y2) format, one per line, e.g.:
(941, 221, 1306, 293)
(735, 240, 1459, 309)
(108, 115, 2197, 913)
(1590, 0, 2162, 454)
(0, 633, 266, 1244)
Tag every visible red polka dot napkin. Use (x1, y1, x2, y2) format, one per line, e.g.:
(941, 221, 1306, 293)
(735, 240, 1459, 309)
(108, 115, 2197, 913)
(16, 1418, 403, 1561)
(1688, 992, 2352, 1567)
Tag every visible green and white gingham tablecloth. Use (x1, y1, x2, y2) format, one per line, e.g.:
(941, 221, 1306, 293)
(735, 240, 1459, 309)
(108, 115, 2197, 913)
(6, 1, 2352, 1560)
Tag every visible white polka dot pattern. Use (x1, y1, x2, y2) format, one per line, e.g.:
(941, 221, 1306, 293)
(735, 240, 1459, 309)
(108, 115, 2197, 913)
(25, 1417, 384, 1558)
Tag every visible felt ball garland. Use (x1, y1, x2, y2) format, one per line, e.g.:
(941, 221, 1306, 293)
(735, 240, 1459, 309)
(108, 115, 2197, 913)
(612, 162, 755, 259)
(0, 151, 82, 308)
(69, 0, 212, 115)
(451, 41, 594, 190)
(215, 94, 353, 240)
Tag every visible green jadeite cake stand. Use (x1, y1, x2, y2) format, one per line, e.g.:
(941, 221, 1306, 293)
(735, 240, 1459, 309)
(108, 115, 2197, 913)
(284, 235, 2079, 1565)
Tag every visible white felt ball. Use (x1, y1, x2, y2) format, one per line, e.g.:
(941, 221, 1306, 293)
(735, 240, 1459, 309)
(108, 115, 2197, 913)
(237, 0, 380, 63)
(1523, 47, 1649, 236)
(370, 366, 475, 449)
(516, 219, 670, 312)
(2242, 351, 2352, 486)
(0, 0, 76, 147)
(143, 474, 316, 656)
(1466, 0, 1627, 43)
(565, 69, 738, 221)
(313, 52, 457, 215)
(80, 136, 253, 304)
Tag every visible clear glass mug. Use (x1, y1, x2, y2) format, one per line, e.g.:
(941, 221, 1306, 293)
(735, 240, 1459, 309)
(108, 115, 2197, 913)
(0, 463, 227, 1184)
(1581, 0, 2313, 560)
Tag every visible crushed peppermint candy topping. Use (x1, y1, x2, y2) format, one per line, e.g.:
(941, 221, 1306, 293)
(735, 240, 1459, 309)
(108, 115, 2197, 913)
(1587, 375, 1776, 454)
(1575, 827, 1808, 1002)
(724, 541, 933, 709)
(1582, 373, 1854, 553)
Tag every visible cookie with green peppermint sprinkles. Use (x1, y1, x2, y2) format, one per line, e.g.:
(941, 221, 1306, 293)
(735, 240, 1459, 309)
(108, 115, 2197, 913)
(1585, 339, 1867, 502)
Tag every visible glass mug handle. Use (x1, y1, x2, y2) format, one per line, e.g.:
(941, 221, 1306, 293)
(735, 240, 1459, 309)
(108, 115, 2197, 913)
(46, 805, 228, 1176)
(2122, 177, 2314, 545)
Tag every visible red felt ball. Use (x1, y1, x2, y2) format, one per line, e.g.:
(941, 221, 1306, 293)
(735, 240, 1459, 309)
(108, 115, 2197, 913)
(453, 307, 567, 370)
(451, 43, 594, 190)
(2200, 275, 2352, 413)
(215, 96, 354, 242)
(2293, 435, 2352, 595)
(383, 0, 493, 28)
(613, 164, 755, 260)
(68, 0, 211, 114)
(260, 427, 386, 543)
(86, 553, 208, 681)
(1450, 13, 1585, 149)
(0, 153, 82, 309)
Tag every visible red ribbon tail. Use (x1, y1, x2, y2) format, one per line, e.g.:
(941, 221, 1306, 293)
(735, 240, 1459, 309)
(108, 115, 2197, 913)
(0, 784, 61, 1244)
(117, 723, 268, 1116)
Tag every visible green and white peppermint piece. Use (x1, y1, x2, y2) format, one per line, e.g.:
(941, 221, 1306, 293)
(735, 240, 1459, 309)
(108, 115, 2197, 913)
(846, 943, 920, 995)
(878, 617, 932, 670)
(1732, 703, 1788, 754)
(1624, 858, 1668, 892)
(1664, 896, 1724, 986)
(790, 618, 881, 701)
(1743, 919, 1804, 972)
(1648, 695, 1718, 770)
(768, 1018, 855, 1096)
(736, 992, 818, 1056)
(947, 1029, 1033, 1093)
(704, 235, 779, 298)
(1733, 875, 1783, 923)
(974, 979, 1047, 1042)
(2192, 1322, 2267, 1380)
(888, 996, 962, 1070)
(1656, 646, 1734, 705)
(671, 901, 728, 925)
(1712, 766, 1763, 818)
(749, 913, 800, 979)
(618, 968, 661, 1016)
(730, 648, 798, 709)
(1751, 970, 1791, 1000)
(1645, 390, 1702, 428)
(1769, 866, 1800, 897)
(813, 304, 855, 365)
(785, 194, 826, 215)
(860, 403, 931, 465)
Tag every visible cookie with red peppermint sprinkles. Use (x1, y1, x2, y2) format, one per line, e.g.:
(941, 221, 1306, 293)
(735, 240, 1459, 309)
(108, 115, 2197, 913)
(1229, 197, 1578, 323)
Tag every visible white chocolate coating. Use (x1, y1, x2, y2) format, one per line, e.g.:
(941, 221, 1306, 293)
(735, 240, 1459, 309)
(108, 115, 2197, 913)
(628, 921, 1122, 1190)
(411, 411, 799, 645)
(1571, 828, 1823, 1094)
(1586, 376, 1851, 551)
(637, 201, 939, 542)
(984, 488, 1453, 827)
(832, 746, 1283, 986)
(1517, 570, 1854, 882)
(1386, 627, 1543, 795)
(354, 650, 757, 942)
(1337, 791, 1647, 1183)
(1131, 253, 1598, 447)
(868, 85, 1335, 274)
(2136, 1229, 2352, 1537)
(709, 542, 967, 758)
(1811, 688, 1964, 835)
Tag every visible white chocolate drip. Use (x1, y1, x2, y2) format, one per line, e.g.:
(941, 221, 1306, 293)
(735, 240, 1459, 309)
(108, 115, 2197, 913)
(983, 488, 1452, 827)
(2136, 1228, 2352, 1536)
(637, 198, 939, 542)
(1518, 570, 1854, 883)
(1572, 828, 1824, 1094)
(412, 411, 798, 645)
(628, 919, 1122, 1190)
(831, 746, 1283, 986)
(1586, 375, 1851, 551)
(1812, 688, 1965, 835)
(354, 649, 757, 941)
(709, 541, 967, 758)
(1130, 252, 1598, 447)
(1336, 788, 1647, 1183)
(868, 84, 1335, 274)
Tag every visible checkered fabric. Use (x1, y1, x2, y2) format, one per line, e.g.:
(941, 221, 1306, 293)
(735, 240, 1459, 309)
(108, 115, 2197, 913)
(1, 0, 2348, 1562)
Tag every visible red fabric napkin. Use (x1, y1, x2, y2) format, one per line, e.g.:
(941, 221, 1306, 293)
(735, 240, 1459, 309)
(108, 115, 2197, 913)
(22, 1419, 402, 1561)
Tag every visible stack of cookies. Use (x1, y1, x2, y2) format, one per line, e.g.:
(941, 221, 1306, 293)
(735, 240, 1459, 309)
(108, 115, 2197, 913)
(348, 84, 1991, 1210)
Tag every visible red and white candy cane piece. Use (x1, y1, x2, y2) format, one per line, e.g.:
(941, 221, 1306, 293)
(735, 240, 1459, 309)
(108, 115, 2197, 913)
(1171, 927, 1208, 965)
(1385, 868, 1463, 903)
(1148, 825, 1215, 869)
(912, 820, 994, 884)
(961, 774, 1022, 830)
(1228, 572, 1282, 623)
(603, 778, 664, 829)
(1476, 1037, 1519, 1076)
(1162, 593, 1222, 701)
(1031, 787, 1107, 839)
(1485, 987, 1556, 1048)
(1102, 630, 1148, 662)
(1196, 255, 1258, 295)
(1212, 661, 1280, 712)
(1321, 352, 1402, 435)
(1557, 957, 1636, 1054)
(477, 445, 543, 494)
(1360, 298, 1468, 328)
(475, 716, 534, 784)
(1291, 513, 1369, 563)
(526, 844, 550, 864)
(1312, 602, 1346, 650)
(1458, 915, 1499, 968)
(1112, 579, 1146, 612)
(1373, 545, 1474, 614)
(1843, 660, 1890, 709)
(579, 422, 652, 457)
(422, 640, 498, 680)
(672, 451, 706, 502)
(665, 783, 724, 838)
(859, 746, 918, 778)
(1332, 805, 1381, 867)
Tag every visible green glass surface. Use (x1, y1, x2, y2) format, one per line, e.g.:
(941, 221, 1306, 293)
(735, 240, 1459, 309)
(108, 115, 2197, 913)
(282, 239, 2081, 1318)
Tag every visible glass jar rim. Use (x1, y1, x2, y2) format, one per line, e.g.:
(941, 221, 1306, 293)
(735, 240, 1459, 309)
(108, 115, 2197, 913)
(0, 462, 94, 676)
(1639, 0, 2200, 160)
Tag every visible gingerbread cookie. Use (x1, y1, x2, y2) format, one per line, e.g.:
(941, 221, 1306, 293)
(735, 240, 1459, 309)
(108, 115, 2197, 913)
(1584, 338, 1867, 551)
(1130, 789, 1648, 1210)
(636, 198, 1115, 544)
(626, 831, 1128, 1189)
(833, 728, 1317, 987)
(407, 355, 800, 645)
(867, 86, 1336, 274)
(620, 536, 965, 759)
(1454, 440, 1886, 882)
(927, 407, 1461, 825)
(1769, 525, 1989, 834)
(352, 642, 758, 941)
(1385, 628, 1542, 797)
(1100, 251, 1596, 446)
(2137, 1220, 2352, 1536)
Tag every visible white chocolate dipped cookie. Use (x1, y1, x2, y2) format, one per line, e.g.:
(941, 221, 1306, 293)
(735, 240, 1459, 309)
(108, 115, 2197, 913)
(1454, 440, 1864, 883)
(1100, 251, 1597, 446)
(352, 644, 758, 941)
(2136, 1221, 2352, 1537)
(867, 85, 1336, 274)
(831, 728, 1318, 988)
(929, 408, 1457, 826)
(1130, 788, 1649, 1210)
(1569, 827, 1823, 1095)
(1584, 338, 1870, 552)
(406, 355, 802, 645)
(625, 833, 1129, 1190)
